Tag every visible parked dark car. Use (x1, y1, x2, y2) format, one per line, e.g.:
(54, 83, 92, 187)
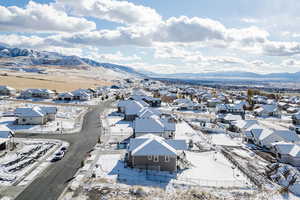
(51, 151, 65, 162)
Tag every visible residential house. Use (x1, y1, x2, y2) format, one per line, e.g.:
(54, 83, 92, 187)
(40, 107, 57, 121)
(123, 101, 147, 121)
(250, 128, 281, 148)
(57, 92, 74, 101)
(216, 103, 245, 115)
(271, 142, 297, 164)
(71, 89, 92, 101)
(249, 128, 300, 148)
(278, 102, 289, 111)
(15, 106, 58, 125)
(173, 98, 191, 106)
(20, 89, 55, 99)
(287, 106, 299, 114)
(207, 98, 222, 107)
(273, 130, 300, 143)
(252, 95, 268, 104)
(88, 88, 101, 98)
(117, 100, 131, 113)
(142, 96, 161, 107)
(160, 91, 177, 103)
(0, 125, 14, 150)
(217, 113, 243, 124)
(177, 102, 207, 111)
(230, 120, 260, 133)
(117, 100, 149, 118)
(137, 107, 162, 119)
(133, 115, 176, 139)
(254, 104, 280, 117)
(197, 92, 213, 102)
(292, 113, 300, 134)
(292, 113, 300, 125)
(0, 85, 16, 96)
(286, 145, 300, 167)
(126, 134, 187, 172)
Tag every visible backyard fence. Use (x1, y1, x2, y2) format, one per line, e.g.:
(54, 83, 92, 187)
(220, 147, 262, 189)
(116, 169, 253, 189)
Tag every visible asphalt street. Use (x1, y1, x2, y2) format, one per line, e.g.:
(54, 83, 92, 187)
(14, 101, 111, 200)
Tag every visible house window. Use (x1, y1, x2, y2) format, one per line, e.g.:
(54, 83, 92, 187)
(153, 155, 159, 162)
(147, 155, 152, 160)
(165, 156, 170, 162)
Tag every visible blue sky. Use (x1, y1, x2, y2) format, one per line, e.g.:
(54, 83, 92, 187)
(0, 0, 300, 74)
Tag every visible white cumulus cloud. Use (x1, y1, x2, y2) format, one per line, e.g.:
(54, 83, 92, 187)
(54, 0, 162, 25)
(0, 1, 96, 32)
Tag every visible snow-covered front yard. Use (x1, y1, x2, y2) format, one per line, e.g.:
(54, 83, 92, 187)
(106, 115, 133, 135)
(0, 100, 87, 134)
(101, 109, 133, 144)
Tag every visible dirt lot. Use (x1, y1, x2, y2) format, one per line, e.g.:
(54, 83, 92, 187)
(0, 66, 113, 92)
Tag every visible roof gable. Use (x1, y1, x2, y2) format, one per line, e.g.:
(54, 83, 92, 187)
(131, 137, 177, 156)
(134, 116, 165, 133)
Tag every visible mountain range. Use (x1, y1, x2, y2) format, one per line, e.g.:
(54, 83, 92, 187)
(0, 45, 299, 81)
(150, 71, 300, 80)
(0, 45, 144, 77)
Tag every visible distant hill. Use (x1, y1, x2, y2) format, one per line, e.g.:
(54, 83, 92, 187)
(152, 71, 300, 81)
(0, 46, 144, 77)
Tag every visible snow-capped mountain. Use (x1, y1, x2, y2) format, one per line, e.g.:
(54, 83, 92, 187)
(0, 46, 144, 77)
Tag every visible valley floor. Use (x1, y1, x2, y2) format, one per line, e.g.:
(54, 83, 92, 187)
(0, 66, 114, 92)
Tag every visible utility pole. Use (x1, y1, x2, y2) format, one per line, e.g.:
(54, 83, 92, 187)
(61, 121, 63, 134)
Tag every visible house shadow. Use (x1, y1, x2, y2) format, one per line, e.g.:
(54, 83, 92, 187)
(7, 124, 36, 131)
(279, 191, 297, 199)
(115, 119, 133, 128)
(30, 98, 47, 102)
(108, 111, 122, 117)
(115, 136, 133, 150)
(1, 119, 36, 131)
(107, 160, 177, 189)
(0, 120, 13, 125)
(53, 100, 80, 104)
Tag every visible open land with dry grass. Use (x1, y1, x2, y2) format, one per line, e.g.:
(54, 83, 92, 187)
(0, 65, 122, 92)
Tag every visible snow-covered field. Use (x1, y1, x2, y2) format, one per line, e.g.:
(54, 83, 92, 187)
(0, 100, 87, 133)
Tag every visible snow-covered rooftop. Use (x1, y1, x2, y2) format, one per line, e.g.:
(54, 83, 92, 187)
(129, 134, 187, 156)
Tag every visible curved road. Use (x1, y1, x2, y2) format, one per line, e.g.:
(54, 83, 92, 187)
(15, 101, 111, 200)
